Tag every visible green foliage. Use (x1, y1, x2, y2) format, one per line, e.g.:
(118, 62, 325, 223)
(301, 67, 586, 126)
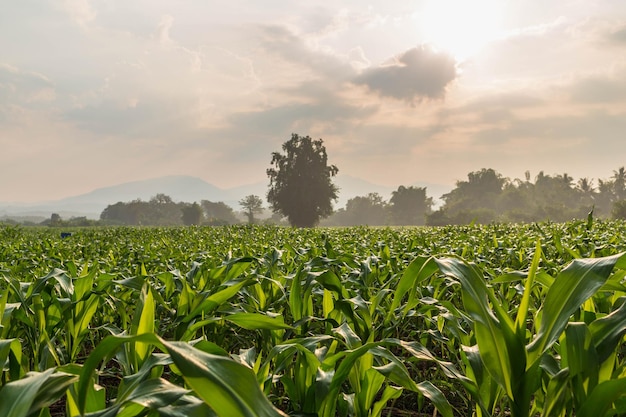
(612, 199, 626, 219)
(389, 186, 433, 225)
(201, 200, 240, 225)
(429, 168, 612, 225)
(267, 133, 339, 227)
(0, 222, 626, 415)
(330, 193, 388, 226)
(181, 202, 204, 225)
(101, 194, 238, 226)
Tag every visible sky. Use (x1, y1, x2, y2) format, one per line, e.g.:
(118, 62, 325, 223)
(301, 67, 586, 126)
(2, 0, 626, 203)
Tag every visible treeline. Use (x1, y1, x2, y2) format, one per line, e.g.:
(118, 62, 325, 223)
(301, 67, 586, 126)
(428, 168, 626, 225)
(8, 166, 626, 228)
(325, 167, 626, 226)
(323, 185, 433, 226)
(98, 194, 242, 226)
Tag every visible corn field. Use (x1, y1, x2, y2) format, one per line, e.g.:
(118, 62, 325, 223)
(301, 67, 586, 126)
(1, 219, 626, 416)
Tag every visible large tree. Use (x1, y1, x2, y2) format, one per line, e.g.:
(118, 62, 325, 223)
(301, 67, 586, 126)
(267, 134, 339, 227)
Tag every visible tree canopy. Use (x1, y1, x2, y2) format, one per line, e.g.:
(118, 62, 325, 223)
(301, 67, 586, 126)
(100, 195, 240, 226)
(389, 186, 433, 225)
(267, 134, 339, 227)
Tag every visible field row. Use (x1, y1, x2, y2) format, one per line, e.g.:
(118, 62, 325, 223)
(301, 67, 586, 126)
(0, 221, 625, 416)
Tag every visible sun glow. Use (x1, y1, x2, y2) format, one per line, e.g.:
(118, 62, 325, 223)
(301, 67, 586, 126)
(418, 0, 505, 60)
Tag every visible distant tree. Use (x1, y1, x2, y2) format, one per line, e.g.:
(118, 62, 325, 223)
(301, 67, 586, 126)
(200, 200, 239, 225)
(148, 194, 182, 225)
(267, 134, 338, 227)
(239, 195, 264, 224)
(100, 195, 184, 225)
(436, 168, 505, 224)
(613, 167, 626, 200)
(443, 168, 505, 212)
(612, 200, 626, 220)
(50, 213, 61, 226)
(576, 177, 595, 194)
(263, 212, 287, 226)
(101, 201, 140, 225)
(342, 193, 388, 226)
(389, 186, 433, 225)
(532, 172, 582, 221)
(150, 193, 174, 204)
(596, 178, 615, 217)
(181, 202, 204, 225)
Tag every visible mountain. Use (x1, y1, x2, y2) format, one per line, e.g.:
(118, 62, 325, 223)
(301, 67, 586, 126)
(58, 176, 227, 210)
(0, 175, 452, 220)
(0, 176, 229, 220)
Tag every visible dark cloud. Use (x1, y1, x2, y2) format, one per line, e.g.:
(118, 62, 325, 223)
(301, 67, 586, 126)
(353, 46, 457, 102)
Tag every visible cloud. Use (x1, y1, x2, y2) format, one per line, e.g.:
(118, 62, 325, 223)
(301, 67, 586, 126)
(257, 24, 356, 81)
(568, 72, 626, 103)
(353, 46, 457, 102)
(606, 23, 626, 44)
(157, 15, 174, 44)
(60, 0, 97, 27)
(0, 64, 56, 107)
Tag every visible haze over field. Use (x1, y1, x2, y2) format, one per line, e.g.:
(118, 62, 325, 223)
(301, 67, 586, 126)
(2, 1, 626, 203)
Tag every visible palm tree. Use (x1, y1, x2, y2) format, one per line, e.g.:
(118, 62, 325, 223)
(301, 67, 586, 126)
(612, 167, 626, 200)
(576, 177, 595, 194)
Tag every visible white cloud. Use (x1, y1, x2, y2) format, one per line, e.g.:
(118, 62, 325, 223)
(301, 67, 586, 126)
(157, 15, 174, 44)
(61, 0, 97, 27)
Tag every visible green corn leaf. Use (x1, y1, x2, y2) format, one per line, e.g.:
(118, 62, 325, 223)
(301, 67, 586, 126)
(370, 385, 402, 417)
(27, 371, 79, 415)
(157, 396, 218, 417)
(162, 339, 288, 417)
(436, 257, 517, 398)
(577, 378, 626, 417)
(515, 240, 541, 335)
(77, 334, 162, 414)
(371, 346, 453, 417)
(541, 368, 570, 417)
(416, 380, 454, 417)
(387, 256, 437, 323)
(184, 278, 252, 322)
(0, 338, 21, 379)
(316, 270, 348, 299)
(116, 378, 191, 416)
(130, 285, 155, 369)
(225, 312, 292, 330)
(289, 269, 304, 323)
(0, 369, 76, 417)
(589, 298, 626, 364)
(78, 334, 288, 417)
(528, 253, 625, 362)
(354, 368, 385, 415)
